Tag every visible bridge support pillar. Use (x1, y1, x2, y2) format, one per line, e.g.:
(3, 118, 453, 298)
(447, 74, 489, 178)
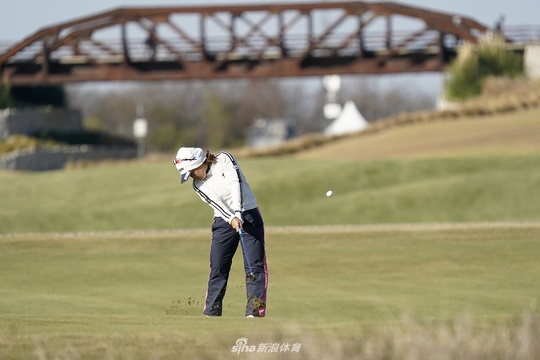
(524, 44, 540, 79)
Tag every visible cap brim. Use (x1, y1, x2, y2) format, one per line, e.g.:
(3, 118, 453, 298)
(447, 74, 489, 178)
(180, 171, 191, 184)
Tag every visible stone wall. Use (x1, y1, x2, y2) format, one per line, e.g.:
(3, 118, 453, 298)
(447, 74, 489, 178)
(0, 106, 138, 171)
(0, 106, 83, 140)
(0, 145, 137, 171)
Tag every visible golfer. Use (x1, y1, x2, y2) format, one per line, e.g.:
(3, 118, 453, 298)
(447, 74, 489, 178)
(173, 147, 268, 317)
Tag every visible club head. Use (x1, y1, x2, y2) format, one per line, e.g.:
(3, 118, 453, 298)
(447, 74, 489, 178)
(248, 273, 256, 282)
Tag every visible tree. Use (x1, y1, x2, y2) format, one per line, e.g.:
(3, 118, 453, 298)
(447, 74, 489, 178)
(341, 76, 435, 122)
(65, 75, 440, 153)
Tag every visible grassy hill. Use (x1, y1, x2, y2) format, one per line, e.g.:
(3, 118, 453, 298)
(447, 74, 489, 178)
(295, 107, 540, 160)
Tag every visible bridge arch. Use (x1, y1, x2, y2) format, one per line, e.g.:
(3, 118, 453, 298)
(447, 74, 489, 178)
(0, 2, 490, 85)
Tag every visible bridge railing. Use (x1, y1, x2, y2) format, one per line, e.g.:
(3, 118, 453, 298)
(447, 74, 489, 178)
(0, 30, 466, 63)
(503, 25, 540, 44)
(1, 25, 538, 64)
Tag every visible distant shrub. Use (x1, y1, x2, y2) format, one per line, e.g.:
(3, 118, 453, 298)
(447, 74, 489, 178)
(0, 131, 136, 156)
(0, 135, 40, 154)
(445, 55, 483, 100)
(445, 37, 524, 101)
(477, 38, 523, 78)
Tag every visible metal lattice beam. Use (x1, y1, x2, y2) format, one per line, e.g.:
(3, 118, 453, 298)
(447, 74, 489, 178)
(0, 1, 491, 85)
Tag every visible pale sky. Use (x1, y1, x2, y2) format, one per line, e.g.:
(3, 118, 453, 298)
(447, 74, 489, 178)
(1, 0, 538, 42)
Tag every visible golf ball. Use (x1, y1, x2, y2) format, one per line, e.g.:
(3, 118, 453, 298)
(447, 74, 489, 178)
(326, 190, 333, 197)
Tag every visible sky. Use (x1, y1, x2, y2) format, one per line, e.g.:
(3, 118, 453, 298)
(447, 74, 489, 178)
(1, 0, 538, 42)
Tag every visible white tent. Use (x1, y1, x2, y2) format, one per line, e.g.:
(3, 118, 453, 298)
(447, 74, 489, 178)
(324, 101, 369, 136)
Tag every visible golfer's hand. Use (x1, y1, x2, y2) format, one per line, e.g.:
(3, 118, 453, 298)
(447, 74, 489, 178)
(231, 217, 242, 232)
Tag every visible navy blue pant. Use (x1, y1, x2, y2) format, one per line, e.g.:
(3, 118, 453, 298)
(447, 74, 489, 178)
(203, 208, 268, 317)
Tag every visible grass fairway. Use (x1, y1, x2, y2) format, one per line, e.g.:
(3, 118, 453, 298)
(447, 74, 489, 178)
(1, 224, 539, 359)
(1, 107, 540, 234)
(1, 153, 540, 234)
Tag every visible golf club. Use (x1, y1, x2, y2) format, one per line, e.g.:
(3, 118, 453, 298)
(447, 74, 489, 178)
(238, 228, 256, 281)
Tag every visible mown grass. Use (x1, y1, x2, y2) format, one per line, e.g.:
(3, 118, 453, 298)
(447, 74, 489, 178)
(1, 225, 539, 359)
(1, 153, 540, 234)
(1, 105, 539, 234)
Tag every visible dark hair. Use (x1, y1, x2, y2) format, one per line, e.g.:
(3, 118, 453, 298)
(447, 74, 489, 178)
(206, 150, 217, 164)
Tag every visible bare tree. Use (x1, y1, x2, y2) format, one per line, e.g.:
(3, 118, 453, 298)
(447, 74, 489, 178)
(66, 74, 439, 152)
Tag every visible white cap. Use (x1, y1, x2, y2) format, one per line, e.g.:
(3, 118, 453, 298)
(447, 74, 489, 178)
(173, 147, 206, 184)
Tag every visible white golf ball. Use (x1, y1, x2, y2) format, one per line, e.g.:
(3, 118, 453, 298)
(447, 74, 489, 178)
(326, 190, 333, 197)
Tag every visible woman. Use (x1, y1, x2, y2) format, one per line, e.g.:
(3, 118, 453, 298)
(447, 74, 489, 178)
(173, 147, 268, 317)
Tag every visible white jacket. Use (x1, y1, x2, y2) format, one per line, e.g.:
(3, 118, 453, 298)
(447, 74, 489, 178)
(192, 152, 258, 224)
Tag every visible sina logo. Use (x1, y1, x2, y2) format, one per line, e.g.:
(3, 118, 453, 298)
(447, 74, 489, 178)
(231, 337, 256, 354)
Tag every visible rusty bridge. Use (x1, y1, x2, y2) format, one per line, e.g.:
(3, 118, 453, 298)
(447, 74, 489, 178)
(0, 1, 535, 86)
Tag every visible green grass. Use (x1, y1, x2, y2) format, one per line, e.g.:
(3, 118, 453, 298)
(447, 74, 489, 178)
(1, 225, 539, 358)
(1, 153, 540, 234)
(2, 106, 540, 358)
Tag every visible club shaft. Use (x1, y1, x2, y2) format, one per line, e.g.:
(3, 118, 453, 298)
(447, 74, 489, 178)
(238, 228, 254, 275)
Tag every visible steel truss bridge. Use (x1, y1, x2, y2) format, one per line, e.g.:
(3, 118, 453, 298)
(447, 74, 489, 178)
(0, 1, 536, 86)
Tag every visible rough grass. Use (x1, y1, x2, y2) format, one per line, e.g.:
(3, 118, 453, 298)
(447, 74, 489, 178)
(1, 225, 539, 359)
(2, 315, 539, 359)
